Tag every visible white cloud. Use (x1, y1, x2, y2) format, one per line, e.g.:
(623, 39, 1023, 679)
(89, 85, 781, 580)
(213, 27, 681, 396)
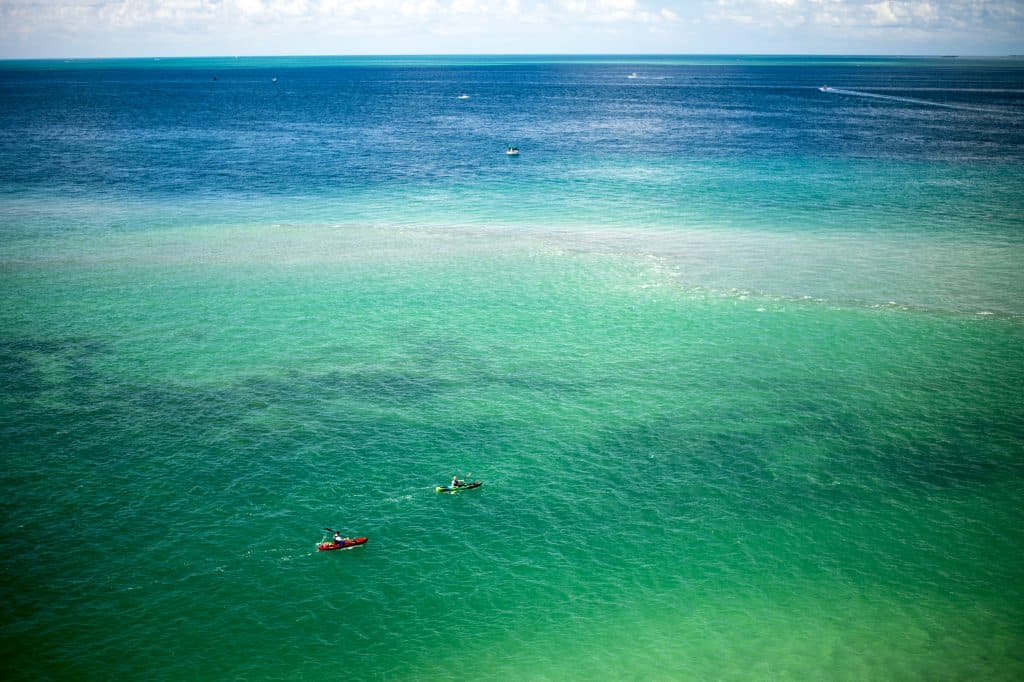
(278, 0, 311, 16)
(450, 0, 483, 13)
(597, 0, 636, 10)
(234, 0, 265, 15)
(866, 0, 900, 25)
(706, 0, 1021, 32)
(400, 0, 440, 18)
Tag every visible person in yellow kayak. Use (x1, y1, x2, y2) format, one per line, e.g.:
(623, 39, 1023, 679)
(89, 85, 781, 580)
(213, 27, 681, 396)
(450, 475, 465, 488)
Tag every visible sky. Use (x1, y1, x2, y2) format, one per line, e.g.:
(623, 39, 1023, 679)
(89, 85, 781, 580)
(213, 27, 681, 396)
(0, 0, 1021, 59)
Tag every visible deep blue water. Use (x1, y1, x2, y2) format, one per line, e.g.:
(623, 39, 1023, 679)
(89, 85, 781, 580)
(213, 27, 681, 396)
(2, 56, 1022, 203)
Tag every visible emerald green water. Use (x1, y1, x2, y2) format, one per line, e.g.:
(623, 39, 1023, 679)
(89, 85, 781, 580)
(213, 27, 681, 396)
(3, 222, 1022, 679)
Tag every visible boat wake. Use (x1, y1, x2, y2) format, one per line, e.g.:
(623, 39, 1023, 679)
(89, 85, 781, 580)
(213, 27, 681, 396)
(820, 86, 1003, 113)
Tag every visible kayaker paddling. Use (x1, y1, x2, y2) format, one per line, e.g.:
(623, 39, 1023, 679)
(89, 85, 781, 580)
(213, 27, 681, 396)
(319, 528, 368, 551)
(436, 477, 482, 493)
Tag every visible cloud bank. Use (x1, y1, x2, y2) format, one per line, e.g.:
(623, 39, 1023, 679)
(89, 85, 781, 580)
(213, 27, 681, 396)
(0, 0, 1020, 57)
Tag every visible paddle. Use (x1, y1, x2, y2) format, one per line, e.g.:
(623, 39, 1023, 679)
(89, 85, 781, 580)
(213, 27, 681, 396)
(323, 528, 351, 542)
(449, 472, 472, 488)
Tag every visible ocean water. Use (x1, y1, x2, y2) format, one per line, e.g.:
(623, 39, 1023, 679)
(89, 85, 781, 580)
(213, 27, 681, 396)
(1, 55, 1023, 680)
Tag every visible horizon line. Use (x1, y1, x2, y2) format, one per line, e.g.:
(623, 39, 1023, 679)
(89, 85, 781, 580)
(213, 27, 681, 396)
(2, 52, 1021, 62)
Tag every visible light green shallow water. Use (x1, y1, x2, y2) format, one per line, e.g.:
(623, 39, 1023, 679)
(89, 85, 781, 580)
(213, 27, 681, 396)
(2, 221, 1022, 679)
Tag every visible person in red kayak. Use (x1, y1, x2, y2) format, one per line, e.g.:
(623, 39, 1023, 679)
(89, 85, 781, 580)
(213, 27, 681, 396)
(333, 531, 350, 546)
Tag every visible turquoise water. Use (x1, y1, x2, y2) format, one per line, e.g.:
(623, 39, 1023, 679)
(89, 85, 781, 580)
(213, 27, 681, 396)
(1, 56, 1023, 679)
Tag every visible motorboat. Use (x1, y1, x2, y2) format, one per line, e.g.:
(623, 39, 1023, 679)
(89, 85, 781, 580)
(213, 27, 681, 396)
(627, 72, 638, 79)
(457, 93, 470, 99)
(506, 147, 520, 156)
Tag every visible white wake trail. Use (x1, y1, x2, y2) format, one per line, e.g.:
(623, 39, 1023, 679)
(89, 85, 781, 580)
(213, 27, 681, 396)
(821, 87, 1005, 114)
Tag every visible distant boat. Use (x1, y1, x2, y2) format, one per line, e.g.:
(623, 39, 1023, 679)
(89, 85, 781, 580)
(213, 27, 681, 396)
(506, 147, 520, 156)
(457, 93, 470, 100)
(819, 85, 832, 92)
(272, 77, 278, 83)
(627, 72, 638, 79)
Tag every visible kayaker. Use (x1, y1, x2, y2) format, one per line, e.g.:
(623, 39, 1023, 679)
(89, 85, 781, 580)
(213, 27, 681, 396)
(451, 475, 464, 488)
(333, 531, 347, 546)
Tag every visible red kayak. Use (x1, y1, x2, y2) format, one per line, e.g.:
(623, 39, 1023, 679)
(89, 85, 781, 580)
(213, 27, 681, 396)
(318, 537, 368, 551)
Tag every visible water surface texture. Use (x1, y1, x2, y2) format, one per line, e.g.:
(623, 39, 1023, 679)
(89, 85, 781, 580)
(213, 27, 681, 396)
(1, 55, 1023, 680)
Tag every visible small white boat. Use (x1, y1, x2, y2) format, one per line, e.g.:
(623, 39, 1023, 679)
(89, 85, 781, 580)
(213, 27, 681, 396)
(819, 85, 831, 92)
(627, 72, 638, 79)
(506, 147, 520, 156)
(272, 77, 278, 83)
(457, 93, 470, 99)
